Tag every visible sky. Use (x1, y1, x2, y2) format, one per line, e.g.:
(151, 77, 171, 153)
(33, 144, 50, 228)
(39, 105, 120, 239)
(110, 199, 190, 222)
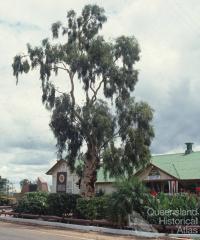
(0, 0, 200, 190)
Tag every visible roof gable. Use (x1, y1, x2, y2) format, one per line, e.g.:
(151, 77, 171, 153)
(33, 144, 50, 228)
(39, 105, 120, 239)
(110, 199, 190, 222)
(46, 159, 67, 175)
(135, 163, 177, 181)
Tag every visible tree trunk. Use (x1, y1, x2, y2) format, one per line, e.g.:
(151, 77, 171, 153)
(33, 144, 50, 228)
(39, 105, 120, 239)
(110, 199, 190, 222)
(80, 143, 99, 198)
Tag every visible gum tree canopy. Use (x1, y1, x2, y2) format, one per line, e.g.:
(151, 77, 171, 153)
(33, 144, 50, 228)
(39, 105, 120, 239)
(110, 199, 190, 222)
(12, 5, 154, 197)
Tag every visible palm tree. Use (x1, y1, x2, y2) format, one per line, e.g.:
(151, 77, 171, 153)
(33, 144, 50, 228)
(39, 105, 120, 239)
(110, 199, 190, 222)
(107, 177, 148, 226)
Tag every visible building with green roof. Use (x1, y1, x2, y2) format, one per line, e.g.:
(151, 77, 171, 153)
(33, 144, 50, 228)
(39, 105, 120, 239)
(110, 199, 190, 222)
(46, 142, 200, 194)
(135, 142, 200, 194)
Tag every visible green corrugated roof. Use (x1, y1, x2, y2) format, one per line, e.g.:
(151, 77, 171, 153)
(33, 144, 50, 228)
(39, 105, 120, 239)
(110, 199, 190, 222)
(96, 167, 116, 183)
(151, 151, 200, 180)
(96, 151, 200, 183)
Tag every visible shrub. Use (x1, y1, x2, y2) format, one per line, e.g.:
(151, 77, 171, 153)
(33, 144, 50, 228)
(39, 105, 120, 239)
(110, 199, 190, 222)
(107, 177, 148, 226)
(47, 193, 81, 217)
(15, 192, 48, 215)
(15, 192, 81, 217)
(143, 193, 200, 225)
(0, 195, 10, 205)
(76, 196, 109, 220)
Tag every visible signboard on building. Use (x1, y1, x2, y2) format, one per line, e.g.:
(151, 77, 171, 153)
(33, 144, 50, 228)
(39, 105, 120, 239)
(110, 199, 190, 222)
(56, 172, 67, 192)
(148, 167, 160, 180)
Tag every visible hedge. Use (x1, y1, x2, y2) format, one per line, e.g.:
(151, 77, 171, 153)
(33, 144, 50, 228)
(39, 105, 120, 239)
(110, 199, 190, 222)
(15, 192, 48, 215)
(15, 192, 81, 217)
(47, 193, 81, 217)
(0, 195, 16, 206)
(15, 192, 109, 220)
(76, 196, 109, 220)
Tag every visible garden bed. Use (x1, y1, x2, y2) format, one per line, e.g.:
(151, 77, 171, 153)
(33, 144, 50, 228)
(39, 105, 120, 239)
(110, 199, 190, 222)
(0, 211, 122, 228)
(3, 211, 200, 235)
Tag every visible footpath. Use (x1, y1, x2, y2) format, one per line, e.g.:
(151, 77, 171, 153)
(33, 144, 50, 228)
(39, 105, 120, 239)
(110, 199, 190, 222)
(0, 215, 193, 239)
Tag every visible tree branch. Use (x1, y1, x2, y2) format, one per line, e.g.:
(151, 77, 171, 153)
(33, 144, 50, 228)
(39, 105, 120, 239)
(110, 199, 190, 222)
(50, 66, 69, 72)
(58, 66, 69, 71)
(69, 72, 75, 107)
(67, 71, 87, 129)
(55, 88, 65, 94)
(91, 78, 104, 103)
(51, 63, 85, 127)
(90, 81, 95, 94)
(99, 128, 121, 151)
(86, 89, 90, 104)
(20, 54, 29, 59)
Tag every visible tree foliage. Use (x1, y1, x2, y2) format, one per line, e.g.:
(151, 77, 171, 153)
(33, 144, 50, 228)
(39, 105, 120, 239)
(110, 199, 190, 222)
(107, 177, 148, 226)
(0, 177, 10, 195)
(12, 4, 154, 197)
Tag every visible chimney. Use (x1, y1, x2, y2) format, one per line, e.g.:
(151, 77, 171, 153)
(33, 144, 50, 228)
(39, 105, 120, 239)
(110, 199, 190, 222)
(185, 142, 193, 154)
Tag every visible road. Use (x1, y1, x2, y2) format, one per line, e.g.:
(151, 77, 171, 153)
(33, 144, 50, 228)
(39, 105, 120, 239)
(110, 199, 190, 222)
(0, 222, 142, 240)
(0, 222, 188, 240)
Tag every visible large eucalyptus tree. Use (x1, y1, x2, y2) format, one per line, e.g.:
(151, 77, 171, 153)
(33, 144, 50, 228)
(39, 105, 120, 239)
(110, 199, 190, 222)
(12, 5, 154, 197)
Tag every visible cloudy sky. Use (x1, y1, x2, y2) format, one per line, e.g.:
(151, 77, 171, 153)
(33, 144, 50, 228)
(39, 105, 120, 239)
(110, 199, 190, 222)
(0, 0, 200, 190)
